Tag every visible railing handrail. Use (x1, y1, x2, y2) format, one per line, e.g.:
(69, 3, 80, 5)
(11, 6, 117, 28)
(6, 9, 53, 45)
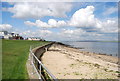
(31, 51, 57, 79)
(29, 43, 58, 81)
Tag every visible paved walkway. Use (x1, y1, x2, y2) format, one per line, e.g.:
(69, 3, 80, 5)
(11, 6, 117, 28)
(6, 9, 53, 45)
(26, 53, 41, 80)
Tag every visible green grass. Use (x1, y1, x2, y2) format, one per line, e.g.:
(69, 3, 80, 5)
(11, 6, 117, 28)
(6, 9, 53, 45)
(2, 39, 50, 79)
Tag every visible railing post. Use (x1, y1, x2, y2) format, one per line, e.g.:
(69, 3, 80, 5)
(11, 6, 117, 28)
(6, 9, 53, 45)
(39, 64, 41, 77)
(39, 64, 42, 81)
(32, 53, 34, 65)
(45, 47, 47, 52)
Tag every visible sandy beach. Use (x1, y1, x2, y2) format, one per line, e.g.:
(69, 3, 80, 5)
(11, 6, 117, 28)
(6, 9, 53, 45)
(41, 43, 119, 79)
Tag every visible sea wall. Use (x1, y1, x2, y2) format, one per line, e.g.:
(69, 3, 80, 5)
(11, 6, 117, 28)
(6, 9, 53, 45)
(30, 42, 56, 80)
(32, 42, 54, 60)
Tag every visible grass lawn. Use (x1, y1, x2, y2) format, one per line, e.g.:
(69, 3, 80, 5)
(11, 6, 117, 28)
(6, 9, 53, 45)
(2, 39, 50, 79)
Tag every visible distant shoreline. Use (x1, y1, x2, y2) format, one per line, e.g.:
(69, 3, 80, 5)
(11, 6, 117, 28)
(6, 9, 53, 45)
(61, 41, 120, 42)
(55, 42, 84, 49)
(57, 42, 118, 58)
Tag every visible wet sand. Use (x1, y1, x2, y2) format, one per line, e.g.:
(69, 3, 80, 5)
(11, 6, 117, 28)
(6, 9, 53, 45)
(41, 43, 119, 79)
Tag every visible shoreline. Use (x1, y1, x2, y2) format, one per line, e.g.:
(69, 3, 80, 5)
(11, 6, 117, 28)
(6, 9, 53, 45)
(41, 42, 119, 79)
(57, 42, 118, 59)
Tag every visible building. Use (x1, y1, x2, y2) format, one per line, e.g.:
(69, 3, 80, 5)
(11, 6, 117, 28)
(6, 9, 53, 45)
(27, 37, 45, 41)
(0, 31, 23, 40)
(0, 31, 13, 39)
(0, 31, 4, 39)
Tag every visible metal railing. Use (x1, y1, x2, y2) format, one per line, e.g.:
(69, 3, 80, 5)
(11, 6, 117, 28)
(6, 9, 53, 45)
(29, 44, 58, 81)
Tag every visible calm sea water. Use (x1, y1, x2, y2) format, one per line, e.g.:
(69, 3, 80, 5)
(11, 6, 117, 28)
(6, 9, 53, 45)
(62, 41, 119, 57)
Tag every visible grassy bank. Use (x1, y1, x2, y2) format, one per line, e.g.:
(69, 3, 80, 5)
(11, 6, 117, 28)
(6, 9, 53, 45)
(2, 39, 49, 79)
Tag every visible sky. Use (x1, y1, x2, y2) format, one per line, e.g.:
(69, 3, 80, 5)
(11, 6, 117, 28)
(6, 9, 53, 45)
(0, 1, 119, 41)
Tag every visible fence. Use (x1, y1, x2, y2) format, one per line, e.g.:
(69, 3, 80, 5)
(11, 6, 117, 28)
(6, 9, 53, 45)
(29, 43, 58, 81)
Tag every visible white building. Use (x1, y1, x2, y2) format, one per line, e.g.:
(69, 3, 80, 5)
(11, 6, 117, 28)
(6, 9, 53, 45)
(27, 37, 45, 41)
(0, 31, 19, 39)
(0, 31, 4, 39)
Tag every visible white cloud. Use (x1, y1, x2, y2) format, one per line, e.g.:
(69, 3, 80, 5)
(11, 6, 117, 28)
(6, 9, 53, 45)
(69, 6, 117, 33)
(24, 5, 118, 34)
(69, 6, 96, 27)
(2, 4, 117, 41)
(25, 6, 98, 28)
(24, 19, 67, 28)
(39, 30, 52, 35)
(69, 6, 118, 33)
(61, 28, 85, 35)
(36, 20, 50, 28)
(101, 20, 118, 33)
(20, 29, 52, 38)
(0, 24, 13, 31)
(3, 2, 118, 34)
(24, 21, 36, 26)
(2, 0, 74, 2)
(25, 6, 97, 28)
(20, 29, 84, 41)
(103, 7, 118, 16)
(20, 28, 107, 41)
(5, 2, 72, 18)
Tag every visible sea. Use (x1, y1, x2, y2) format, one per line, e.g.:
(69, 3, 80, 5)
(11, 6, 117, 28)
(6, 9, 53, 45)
(61, 41, 119, 57)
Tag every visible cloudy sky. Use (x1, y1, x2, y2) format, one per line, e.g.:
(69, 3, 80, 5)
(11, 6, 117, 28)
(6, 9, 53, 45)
(1, 2, 118, 41)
